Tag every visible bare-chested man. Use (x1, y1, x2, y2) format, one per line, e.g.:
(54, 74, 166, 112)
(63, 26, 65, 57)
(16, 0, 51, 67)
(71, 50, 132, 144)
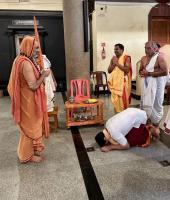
(139, 41, 168, 132)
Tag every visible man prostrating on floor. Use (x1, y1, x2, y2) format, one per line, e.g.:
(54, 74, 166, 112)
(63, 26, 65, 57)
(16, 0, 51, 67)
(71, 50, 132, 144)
(95, 108, 159, 152)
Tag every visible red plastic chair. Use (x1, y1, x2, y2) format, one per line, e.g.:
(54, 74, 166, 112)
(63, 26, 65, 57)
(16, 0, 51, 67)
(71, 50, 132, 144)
(70, 79, 90, 102)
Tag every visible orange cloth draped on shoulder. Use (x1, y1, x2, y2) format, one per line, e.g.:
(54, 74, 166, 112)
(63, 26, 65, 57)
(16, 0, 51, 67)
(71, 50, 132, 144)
(8, 35, 49, 163)
(108, 54, 132, 113)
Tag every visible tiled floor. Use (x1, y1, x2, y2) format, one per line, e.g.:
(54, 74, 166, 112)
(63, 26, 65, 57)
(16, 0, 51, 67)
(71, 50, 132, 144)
(0, 93, 170, 200)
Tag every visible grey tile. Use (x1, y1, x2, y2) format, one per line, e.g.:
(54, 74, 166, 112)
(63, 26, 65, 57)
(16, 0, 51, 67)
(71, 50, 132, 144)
(94, 163, 170, 200)
(1, 94, 170, 200)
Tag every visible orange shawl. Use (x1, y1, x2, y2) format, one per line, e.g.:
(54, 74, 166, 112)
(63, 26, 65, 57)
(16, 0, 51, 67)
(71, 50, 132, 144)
(8, 36, 49, 138)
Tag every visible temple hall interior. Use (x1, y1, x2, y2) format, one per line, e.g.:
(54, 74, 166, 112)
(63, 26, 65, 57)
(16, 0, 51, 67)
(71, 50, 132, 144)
(0, 0, 170, 200)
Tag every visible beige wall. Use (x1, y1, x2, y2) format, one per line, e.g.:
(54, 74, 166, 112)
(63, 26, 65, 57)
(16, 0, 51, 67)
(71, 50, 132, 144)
(0, 0, 63, 10)
(93, 2, 156, 79)
(0, 1, 158, 80)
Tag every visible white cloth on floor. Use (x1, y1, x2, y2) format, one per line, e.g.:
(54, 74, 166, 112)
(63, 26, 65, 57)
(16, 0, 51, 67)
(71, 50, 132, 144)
(105, 108, 147, 145)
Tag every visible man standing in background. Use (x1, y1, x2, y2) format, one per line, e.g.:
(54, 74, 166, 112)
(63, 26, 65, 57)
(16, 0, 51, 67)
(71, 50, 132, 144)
(108, 43, 132, 113)
(139, 41, 168, 133)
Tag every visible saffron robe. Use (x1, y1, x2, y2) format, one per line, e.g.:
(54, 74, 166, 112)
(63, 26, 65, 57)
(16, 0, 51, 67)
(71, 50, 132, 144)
(8, 36, 49, 162)
(108, 54, 132, 112)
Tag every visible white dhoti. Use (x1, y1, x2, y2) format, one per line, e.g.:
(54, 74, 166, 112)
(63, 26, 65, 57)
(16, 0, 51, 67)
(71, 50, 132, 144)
(141, 76, 157, 118)
(150, 76, 167, 124)
(45, 75, 55, 112)
(141, 53, 167, 124)
(43, 55, 56, 112)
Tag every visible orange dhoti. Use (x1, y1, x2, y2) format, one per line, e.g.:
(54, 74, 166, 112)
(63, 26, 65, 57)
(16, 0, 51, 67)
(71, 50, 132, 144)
(17, 77, 45, 162)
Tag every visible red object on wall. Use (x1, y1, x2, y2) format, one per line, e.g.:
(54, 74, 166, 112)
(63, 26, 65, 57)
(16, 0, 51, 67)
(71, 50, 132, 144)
(101, 43, 106, 59)
(101, 47, 106, 59)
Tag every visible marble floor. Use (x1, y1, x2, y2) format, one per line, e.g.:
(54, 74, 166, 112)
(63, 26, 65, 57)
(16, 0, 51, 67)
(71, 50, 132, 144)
(0, 93, 170, 200)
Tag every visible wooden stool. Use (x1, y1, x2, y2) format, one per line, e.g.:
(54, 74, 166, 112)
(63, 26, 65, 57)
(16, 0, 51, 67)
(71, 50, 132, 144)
(48, 106, 58, 132)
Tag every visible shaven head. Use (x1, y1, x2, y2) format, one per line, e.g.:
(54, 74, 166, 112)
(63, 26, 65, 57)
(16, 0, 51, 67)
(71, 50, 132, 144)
(145, 41, 157, 56)
(95, 131, 106, 147)
(146, 41, 157, 49)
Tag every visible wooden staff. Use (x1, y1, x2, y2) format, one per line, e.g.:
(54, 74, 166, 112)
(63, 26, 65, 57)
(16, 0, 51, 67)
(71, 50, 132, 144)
(34, 16, 44, 70)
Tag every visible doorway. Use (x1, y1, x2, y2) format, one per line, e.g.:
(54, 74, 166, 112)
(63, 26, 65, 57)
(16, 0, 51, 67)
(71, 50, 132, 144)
(149, 3, 170, 46)
(150, 17, 170, 46)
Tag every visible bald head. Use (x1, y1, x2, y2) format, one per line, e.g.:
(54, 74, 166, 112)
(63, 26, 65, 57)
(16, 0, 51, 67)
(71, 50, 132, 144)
(146, 41, 157, 47)
(145, 41, 157, 56)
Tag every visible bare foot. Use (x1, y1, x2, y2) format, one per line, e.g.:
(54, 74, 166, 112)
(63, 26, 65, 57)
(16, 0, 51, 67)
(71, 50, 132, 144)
(154, 128, 160, 139)
(30, 155, 43, 163)
(151, 126, 160, 140)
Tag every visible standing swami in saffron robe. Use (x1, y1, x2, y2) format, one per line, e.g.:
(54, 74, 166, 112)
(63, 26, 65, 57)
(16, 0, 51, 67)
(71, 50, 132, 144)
(8, 35, 50, 163)
(108, 43, 132, 113)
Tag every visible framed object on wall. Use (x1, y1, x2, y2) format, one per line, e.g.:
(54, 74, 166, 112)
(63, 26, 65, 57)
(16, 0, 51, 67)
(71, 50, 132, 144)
(15, 34, 25, 55)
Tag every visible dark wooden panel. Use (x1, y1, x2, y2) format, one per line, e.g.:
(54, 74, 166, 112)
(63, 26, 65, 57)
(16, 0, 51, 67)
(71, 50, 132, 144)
(149, 3, 170, 42)
(151, 18, 170, 45)
(0, 10, 66, 91)
(149, 3, 170, 17)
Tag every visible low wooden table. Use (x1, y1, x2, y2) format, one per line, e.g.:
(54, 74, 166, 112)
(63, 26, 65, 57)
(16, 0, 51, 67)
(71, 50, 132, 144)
(65, 99, 104, 128)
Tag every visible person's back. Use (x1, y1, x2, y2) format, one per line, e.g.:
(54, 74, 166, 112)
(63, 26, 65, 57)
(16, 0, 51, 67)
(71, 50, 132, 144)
(106, 108, 147, 138)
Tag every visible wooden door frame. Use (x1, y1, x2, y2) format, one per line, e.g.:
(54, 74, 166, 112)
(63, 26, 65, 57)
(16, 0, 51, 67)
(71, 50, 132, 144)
(149, 3, 170, 40)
